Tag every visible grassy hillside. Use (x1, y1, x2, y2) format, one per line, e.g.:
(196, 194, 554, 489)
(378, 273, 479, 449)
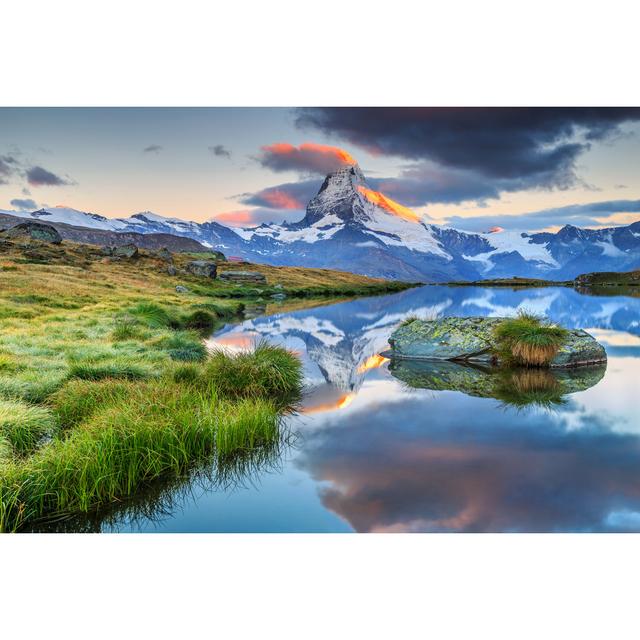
(0, 237, 413, 530)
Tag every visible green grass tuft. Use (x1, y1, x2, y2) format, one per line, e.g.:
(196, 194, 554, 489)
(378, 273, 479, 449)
(399, 315, 419, 327)
(0, 399, 57, 455)
(183, 310, 216, 332)
(204, 340, 302, 405)
(493, 310, 568, 367)
(154, 331, 208, 362)
(68, 360, 152, 381)
(129, 302, 178, 329)
(111, 316, 146, 341)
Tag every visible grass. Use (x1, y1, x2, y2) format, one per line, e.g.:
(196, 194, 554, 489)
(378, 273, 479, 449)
(0, 343, 302, 531)
(493, 311, 568, 367)
(0, 400, 58, 455)
(0, 235, 404, 531)
(205, 341, 303, 405)
(68, 359, 153, 381)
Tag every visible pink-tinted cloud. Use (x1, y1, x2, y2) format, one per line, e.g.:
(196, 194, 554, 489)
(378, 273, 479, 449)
(212, 207, 305, 228)
(211, 209, 257, 227)
(257, 142, 357, 176)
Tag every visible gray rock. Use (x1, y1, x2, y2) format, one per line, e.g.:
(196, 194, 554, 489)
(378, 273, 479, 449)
(113, 243, 138, 258)
(186, 260, 217, 278)
(273, 284, 284, 290)
(387, 316, 607, 368)
(4, 222, 62, 244)
(219, 270, 266, 284)
(175, 285, 190, 293)
(155, 247, 173, 262)
(551, 329, 608, 367)
(100, 246, 114, 256)
(271, 293, 287, 300)
(166, 265, 177, 276)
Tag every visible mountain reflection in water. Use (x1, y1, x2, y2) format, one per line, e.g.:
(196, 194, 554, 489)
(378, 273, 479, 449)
(70, 285, 640, 532)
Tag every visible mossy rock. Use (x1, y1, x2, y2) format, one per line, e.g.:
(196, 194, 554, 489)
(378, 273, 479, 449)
(388, 316, 606, 368)
(4, 222, 62, 244)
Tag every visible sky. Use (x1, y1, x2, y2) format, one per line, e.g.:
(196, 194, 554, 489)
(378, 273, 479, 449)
(1, 107, 640, 233)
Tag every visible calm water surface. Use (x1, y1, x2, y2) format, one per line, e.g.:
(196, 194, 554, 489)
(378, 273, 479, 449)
(97, 286, 640, 532)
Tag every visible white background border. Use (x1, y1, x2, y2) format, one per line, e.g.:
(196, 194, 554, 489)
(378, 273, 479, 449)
(2, 1, 640, 638)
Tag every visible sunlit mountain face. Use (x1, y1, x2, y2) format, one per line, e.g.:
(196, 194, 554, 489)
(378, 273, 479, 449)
(356, 186, 423, 223)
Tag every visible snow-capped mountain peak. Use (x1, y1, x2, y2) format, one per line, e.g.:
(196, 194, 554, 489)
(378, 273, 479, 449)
(238, 164, 450, 259)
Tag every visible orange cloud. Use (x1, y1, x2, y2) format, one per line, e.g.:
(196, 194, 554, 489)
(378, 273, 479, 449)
(259, 189, 305, 210)
(357, 186, 422, 223)
(258, 142, 357, 175)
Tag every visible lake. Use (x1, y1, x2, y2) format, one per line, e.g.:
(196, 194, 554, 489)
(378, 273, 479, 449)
(58, 285, 640, 532)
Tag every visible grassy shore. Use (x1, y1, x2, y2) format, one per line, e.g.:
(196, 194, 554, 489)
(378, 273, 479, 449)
(441, 270, 640, 294)
(440, 276, 572, 288)
(0, 238, 411, 530)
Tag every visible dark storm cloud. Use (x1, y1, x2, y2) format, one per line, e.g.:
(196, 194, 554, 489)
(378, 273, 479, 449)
(239, 179, 321, 210)
(143, 144, 163, 154)
(25, 165, 74, 187)
(0, 154, 20, 184)
(209, 144, 231, 159)
(444, 199, 640, 232)
(10, 198, 37, 210)
(367, 164, 509, 206)
(296, 107, 640, 189)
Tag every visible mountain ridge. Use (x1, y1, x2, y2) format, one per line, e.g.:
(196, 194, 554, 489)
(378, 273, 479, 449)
(3, 165, 640, 280)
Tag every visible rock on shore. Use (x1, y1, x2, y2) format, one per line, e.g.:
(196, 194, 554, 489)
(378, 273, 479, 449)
(219, 270, 266, 284)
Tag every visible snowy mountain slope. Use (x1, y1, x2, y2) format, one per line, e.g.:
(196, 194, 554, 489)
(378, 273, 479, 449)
(4, 165, 640, 281)
(6, 206, 128, 231)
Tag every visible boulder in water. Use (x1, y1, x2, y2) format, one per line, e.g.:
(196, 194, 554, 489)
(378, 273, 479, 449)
(387, 316, 606, 368)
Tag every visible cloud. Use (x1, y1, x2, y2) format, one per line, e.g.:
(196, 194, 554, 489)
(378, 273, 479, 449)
(296, 107, 640, 190)
(10, 198, 37, 210)
(0, 154, 19, 185)
(443, 199, 640, 232)
(25, 165, 74, 187)
(143, 144, 163, 154)
(367, 164, 507, 206)
(209, 144, 231, 159)
(238, 179, 321, 210)
(257, 142, 356, 176)
(212, 208, 305, 228)
(297, 390, 640, 532)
